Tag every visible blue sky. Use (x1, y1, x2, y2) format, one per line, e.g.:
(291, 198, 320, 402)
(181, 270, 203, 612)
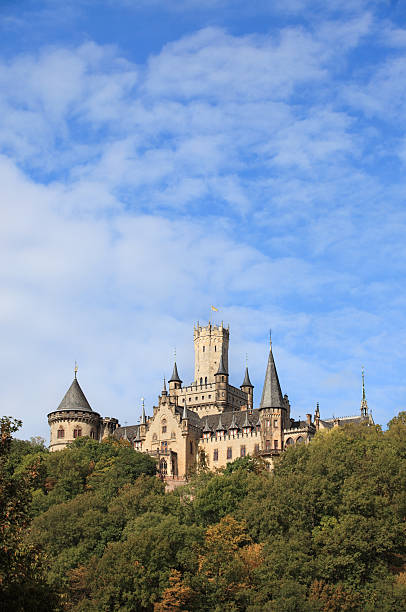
(1, 0, 406, 441)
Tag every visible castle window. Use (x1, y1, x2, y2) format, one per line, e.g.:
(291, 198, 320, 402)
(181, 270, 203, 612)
(57, 428, 64, 439)
(195, 396, 198, 400)
(205, 377, 207, 385)
(286, 437, 294, 445)
(208, 394, 211, 399)
(274, 439, 278, 449)
(203, 346, 205, 352)
(171, 432, 176, 439)
(274, 420, 278, 428)
(222, 392, 225, 397)
(73, 428, 82, 438)
(213, 449, 218, 461)
(153, 433, 157, 441)
(202, 396, 204, 400)
(214, 345, 216, 352)
(200, 377, 203, 386)
(254, 444, 260, 455)
(265, 440, 271, 450)
(189, 397, 191, 401)
(227, 447, 232, 459)
(222, 376, 225, 382)
(190, 441, 193, 454)
(240, 445, 246, 457)
(296, 436, 304, 444)
(162, 425, 167, 433)
(90, 431, 95, 439)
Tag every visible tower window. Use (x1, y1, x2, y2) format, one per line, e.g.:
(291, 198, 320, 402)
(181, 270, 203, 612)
(57, 428, 64, 439)
(162, 425, 167, 433)
(200, 377, 203, 385)
(214, 345, 216, 352)
(227, 447, 232, 459)
(205, 376, 207, 385)
(203, 346, 205, 352)
(190, 441, 193, 454)
(73, 428, 82, 438)
(240, 445, 246, 457)
(274, 420, 278, 428)
(213, 448, 218, 461)
(202, 396, 204, 400)
(274, 440, 278, 449)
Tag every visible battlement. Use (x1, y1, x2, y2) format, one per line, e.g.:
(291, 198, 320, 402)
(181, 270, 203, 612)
(193, 321, 230, 336)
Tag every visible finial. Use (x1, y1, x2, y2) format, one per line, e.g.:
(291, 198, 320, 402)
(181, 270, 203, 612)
(174, 347, 176, 362)
(362, 366, 366, 400)
(74, 361, 78, 378)
(163, 376, 167, 392)
(246, 353, 248, 366)
(270, 329, 272, 348)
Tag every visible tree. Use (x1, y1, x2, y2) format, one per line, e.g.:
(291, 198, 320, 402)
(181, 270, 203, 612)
(0, 417, 56, 611)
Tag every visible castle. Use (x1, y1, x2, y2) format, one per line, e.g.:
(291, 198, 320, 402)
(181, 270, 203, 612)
(48, 322, 373, 477)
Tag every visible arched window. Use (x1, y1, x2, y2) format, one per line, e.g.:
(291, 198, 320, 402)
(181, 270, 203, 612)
(161, 418, 167, 434)
(200, 377, 203, 386)
(73, 428, 82, 438)
(190, 441, 193, 454)
(205, 376, 207, 385)
(57, 428, 64, 439)
(296, 436, 304, 444)
(286, 437, 294, 445)
(202, 346, 205, 352)
(214, 345, 216, 352)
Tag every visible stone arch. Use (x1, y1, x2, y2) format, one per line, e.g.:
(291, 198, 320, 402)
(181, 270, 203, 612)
(285, 437, 294, 445)
(296, 436, 304, 444)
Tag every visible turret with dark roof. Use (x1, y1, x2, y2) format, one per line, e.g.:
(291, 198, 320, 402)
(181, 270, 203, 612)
(241, 366, 253, 388)
(56, 377, 93, 413)
(169, 362, 182, 384)
(259, 342, 284, 410)
(215, 354, 228, 376)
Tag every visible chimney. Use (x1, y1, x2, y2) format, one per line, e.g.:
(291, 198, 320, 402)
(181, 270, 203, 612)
(306, 413, 312, 426)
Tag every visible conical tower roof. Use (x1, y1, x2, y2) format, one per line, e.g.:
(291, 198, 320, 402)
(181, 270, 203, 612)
(243, 410, 251, 428)
(169, 362, 182, 384)
(229, 411, 239, 431)
(241, 366, 253, 388)
(56, 378, 93, 412)
(259, 343, 284, 409)
(215, 354, 228, 376)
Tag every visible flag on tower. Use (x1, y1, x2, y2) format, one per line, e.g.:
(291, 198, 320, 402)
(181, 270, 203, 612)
(211, 305, 218, 312)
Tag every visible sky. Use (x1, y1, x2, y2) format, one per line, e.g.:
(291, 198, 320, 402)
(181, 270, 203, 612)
(1, 0, 406, 442)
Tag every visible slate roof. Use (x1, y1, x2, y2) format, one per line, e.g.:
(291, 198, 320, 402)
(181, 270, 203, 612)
(114, 424, 140, 441)
(205, 409, 260, 432)
(55, 378, 94, 413)
(169, 362, 182, 383)
(259, 346, 284, 409)
(174, 404, 202, 427)
(215, 354, 228, 376)
(242, 366, 253, 387)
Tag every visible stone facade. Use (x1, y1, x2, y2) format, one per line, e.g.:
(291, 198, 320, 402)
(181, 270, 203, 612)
(48, 322, 373, 474)
(47, 377, 118, 451)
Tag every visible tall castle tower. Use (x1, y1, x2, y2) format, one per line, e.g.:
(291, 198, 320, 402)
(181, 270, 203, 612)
(194, 322, 229, 385)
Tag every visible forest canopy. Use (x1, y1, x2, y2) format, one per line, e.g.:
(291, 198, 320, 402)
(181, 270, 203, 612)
(1, 414, 406, 611)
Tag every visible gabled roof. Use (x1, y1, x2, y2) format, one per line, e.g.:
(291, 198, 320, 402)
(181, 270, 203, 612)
(56, 378, 93, 413)
(169, 362, 182, 384)
(259, 345, 284, 409)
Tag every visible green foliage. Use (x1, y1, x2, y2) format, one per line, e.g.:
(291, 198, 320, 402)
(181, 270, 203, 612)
(6, 412, 406, 611)
(0, 417, 56, 611)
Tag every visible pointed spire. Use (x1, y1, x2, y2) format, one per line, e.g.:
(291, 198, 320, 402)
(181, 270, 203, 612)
(315, 402, 320, 418)
(243, 410, 251, 429)
(162, 376, 167, 396)
(242, 366, 253, 388)
(141, 398, 146, 424)
(169, 362, 182, 384)
(57, 377, 93, 412)
(229, 410, 239, 431)
(203, 416, 212, 433)
(259, 341, 284, 409)
(361, 367, 368, 417)
(182, 402, 188, 420)
(215, 353, 228, 376)
(216, 413, 226, 431)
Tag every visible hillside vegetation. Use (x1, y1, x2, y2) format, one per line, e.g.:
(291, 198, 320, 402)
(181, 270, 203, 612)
(1, 414, 406, 611)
